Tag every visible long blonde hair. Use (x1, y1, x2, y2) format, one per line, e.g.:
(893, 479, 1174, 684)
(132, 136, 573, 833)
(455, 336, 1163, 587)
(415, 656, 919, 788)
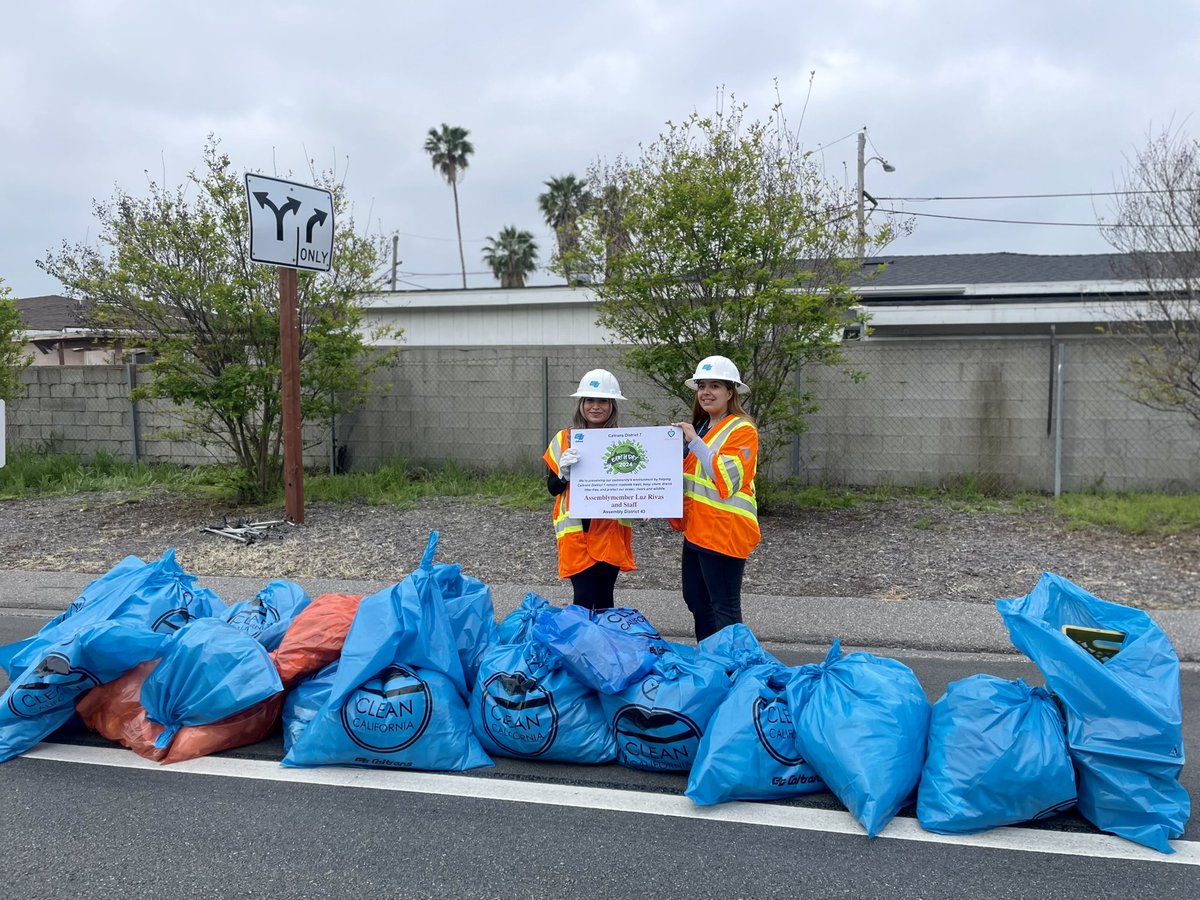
(691, 383, 754, 427)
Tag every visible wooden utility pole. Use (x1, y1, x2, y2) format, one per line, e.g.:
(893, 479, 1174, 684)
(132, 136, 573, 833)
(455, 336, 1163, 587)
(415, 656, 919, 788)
(279, 266, 304, 523)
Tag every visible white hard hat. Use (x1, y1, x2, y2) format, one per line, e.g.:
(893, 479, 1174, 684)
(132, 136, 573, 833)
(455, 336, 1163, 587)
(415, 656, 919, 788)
(571, 368, 626, 400)
(685, 355, 750, 395)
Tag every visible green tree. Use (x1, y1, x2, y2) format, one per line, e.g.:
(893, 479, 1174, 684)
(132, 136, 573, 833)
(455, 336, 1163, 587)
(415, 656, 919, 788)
(424, 123, 475, 289)
(482, 227, 538, 288)
(1101, 124, 1200, 429)
(573, 94, 909, 456)
(0, 276, 32, 403)
(537, 174, 591, 283)
(39, 137, 398, 500)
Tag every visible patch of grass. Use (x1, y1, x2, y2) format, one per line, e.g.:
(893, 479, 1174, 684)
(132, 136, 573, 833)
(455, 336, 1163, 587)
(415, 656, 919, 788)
(5, 451, 1199, 540)
(1053, 491, 1200, 536)
(0, 448, 199, 500)
(756, 480, 858, 515)
(304, 459, 548, 510)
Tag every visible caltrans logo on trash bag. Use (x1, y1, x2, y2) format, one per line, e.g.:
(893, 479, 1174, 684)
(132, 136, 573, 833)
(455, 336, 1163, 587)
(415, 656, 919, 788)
(752, 695, 806, 765)
(613, 704, 703, 770)
(341, 665, 432, 753)
(7, 653, 100, 718)
(603, 439, 648, 475)
(480, 671, 559, 757)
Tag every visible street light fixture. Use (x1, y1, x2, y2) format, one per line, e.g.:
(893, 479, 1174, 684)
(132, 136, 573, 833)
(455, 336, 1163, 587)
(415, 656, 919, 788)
(857, 128, 896, 258)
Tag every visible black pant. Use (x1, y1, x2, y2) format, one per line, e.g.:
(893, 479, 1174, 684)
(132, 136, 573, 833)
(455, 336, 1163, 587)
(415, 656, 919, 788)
(681, 541, 746, 640)
(570, 561, 620, 610)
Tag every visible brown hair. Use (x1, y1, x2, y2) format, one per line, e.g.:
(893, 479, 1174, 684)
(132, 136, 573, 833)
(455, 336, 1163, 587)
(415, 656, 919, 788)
(691, 383, 754, 427)
(572, 398, 619, 429)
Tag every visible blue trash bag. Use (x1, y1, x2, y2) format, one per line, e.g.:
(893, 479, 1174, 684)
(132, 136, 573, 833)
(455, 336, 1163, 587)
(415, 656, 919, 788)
(699, 624, 781, 677)
(601, 650, 733, 773)
(1, 622, 169, 763)
(282, 532, 491, 772)
(533, 604, 658, 694)
(997, 572, 1189, 853)
(686, 663, 825, 805)
(497, 592, 561, 645)
(590, 608, 674, 659)
(282, 660, 339, 754)
(788, 640, 931, 837)
(432, 561, 498, 691)
(918, 675, 1076, 834)
(470, 638, 616, 763)
(140, 617, 283, 751)
(222, 580, 312, 650)
(0, 549, 225, 681)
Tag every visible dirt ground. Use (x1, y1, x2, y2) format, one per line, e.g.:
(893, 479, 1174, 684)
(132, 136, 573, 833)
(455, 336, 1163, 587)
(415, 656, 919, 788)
(1, 490, 1197, 610)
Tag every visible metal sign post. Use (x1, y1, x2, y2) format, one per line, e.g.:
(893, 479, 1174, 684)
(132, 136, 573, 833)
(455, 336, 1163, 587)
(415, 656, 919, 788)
(244, 174, 335, 525)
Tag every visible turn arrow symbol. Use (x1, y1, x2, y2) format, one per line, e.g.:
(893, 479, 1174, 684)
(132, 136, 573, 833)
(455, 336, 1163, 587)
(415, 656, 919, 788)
(305, 208, 328, 243)
(253, 191, 302, 240)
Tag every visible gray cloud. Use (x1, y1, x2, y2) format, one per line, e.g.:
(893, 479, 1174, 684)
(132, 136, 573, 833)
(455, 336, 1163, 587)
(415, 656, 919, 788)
(3, 0, 1197, 297)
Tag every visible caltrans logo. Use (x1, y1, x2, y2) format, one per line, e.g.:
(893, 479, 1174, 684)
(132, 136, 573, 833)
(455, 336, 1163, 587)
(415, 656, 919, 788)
(603, 439, 647, 475)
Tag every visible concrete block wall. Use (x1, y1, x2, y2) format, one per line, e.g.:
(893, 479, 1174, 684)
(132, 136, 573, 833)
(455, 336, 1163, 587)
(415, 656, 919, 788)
(338, 347, 683, 472)
(7, 339, 1199, 492)
(7, 366, 133, 456)
(797, 337, 1200, 492)
(10, 366, 330, 470)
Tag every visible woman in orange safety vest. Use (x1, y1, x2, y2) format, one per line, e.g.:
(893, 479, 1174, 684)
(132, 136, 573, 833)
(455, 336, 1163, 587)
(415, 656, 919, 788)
(670, 355, 760, 640)
(543, 368, 636, 610)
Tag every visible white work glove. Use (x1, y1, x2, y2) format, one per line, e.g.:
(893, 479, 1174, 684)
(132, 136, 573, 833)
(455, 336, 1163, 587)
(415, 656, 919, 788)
(558, 446, 581, 480)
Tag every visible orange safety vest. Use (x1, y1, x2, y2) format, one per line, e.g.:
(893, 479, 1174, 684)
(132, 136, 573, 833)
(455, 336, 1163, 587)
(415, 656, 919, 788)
(544, 429, 636, 579)
(678, 414, 760, 559)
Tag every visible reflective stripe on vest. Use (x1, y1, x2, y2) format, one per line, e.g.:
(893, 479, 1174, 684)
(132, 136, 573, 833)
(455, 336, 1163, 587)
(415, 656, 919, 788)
(683, 416, 757, 520)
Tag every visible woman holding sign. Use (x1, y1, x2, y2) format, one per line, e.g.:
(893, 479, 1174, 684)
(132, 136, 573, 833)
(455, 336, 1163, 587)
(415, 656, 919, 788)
(670, 356, 760, 640)
(543, 369, 636, 610)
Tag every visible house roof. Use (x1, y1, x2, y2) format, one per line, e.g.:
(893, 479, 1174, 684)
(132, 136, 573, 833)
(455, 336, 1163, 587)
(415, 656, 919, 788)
(856, 252, 1137, 288)
(15, 294, 87, 331)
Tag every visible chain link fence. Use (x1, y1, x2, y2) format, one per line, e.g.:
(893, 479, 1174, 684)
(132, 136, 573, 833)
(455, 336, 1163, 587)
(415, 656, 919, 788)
(10, 337, 1199, 493)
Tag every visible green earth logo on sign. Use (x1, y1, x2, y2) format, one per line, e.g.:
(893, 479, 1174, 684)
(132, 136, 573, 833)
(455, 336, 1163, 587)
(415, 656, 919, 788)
(603, 439, 648, 474)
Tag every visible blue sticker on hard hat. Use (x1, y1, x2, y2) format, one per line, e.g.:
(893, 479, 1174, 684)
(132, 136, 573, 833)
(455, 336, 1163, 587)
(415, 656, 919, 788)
(702, 363, 712, 371)
(589, 379, 600, 388)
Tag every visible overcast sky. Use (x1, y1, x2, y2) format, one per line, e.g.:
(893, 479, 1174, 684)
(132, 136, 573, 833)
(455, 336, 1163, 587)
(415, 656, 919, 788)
(2, 1, 1198, 298)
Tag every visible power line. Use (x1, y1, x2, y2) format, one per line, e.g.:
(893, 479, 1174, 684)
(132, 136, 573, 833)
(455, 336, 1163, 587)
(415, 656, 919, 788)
(877, 188, 1200, 201)
(880, 208, 1168, 228)
(394, 229, 556, 244)
(398, 269, 495, 276)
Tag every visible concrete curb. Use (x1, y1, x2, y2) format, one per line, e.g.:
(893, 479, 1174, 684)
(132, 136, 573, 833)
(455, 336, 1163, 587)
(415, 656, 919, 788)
(3, 569, 1197, 661)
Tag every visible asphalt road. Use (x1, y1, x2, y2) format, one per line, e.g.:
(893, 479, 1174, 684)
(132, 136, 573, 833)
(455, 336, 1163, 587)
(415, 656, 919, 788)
(1, 610, 1195, 900)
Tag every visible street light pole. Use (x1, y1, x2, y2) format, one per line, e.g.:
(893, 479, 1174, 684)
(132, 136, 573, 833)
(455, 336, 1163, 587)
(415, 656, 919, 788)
(856, 128, 896, 259)
(856, 130, 867, 259)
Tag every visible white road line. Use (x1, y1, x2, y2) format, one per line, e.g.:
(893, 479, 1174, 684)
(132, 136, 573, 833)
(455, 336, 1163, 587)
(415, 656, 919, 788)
(22, 742, 1199, 865)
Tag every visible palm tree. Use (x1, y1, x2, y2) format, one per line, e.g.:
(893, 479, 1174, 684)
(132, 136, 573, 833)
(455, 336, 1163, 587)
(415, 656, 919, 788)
(598, 182, 632, 280)
(423, 124, 475, 289)
(482, 227, 538, 288)
(537, 174, 591, 282)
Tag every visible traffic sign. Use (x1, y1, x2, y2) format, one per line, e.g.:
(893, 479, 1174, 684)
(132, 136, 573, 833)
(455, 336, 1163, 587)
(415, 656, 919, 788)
(245, 174, 335, 272)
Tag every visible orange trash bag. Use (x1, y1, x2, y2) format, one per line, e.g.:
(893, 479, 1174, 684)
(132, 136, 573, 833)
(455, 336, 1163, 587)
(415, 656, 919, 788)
(269, 593, 363, 689)
(76, 659, 284, 764)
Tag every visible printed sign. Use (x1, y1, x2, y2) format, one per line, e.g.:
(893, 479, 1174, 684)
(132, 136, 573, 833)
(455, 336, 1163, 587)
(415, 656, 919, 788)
(567, 425, 682, 519)
(245, 173, 335, 271)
